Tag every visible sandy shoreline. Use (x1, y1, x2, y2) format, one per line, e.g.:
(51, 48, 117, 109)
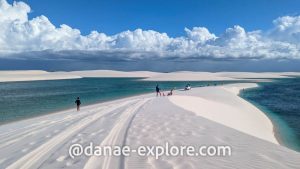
(1, 84, 278, 144)
(0, 74, 294, 140)
(0, 91, 155, 127)
(238, 89, 291, 149)
(0, 71, 299, 168)
(170, 83, 278, 144)
(0, 82, 277, 144)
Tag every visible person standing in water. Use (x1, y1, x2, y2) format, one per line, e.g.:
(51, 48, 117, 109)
(75, 97, 81, 111)
(156, 84, 161, 96)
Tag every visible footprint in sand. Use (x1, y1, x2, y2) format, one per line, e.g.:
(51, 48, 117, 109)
(71, 138, 78, 143)
(148, 157, 173, 169)
(66, 161, 73, 166)
(29, 141, 36, 145)
(141, 128, 148, 133)
(214, 136, 226, 143)
(56, 155, 66, 162)
(165, 127, 171, 132)
(89, 130, 103, 136)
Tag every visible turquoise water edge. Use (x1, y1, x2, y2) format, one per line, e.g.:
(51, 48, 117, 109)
(1, 77, 300, 152)
(240, 78, 300, 152)
(0, 78, 241, 124)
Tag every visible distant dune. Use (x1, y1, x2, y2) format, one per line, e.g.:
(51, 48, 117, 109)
(0, 70, 81, 82)
(1, 70, 300, 82)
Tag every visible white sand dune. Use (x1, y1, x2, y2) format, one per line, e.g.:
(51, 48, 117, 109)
(68, 70, 160, 78)
(2, 70, 300, 82)
(143, 71, 235, 81)
(215, 72, 300, 79)
(0, 70, 159, 82)
(0, 83, 299, 169)
(144, 71, 300, 81)
(169, 83, 277, 144)
(0, 70, 81, 82)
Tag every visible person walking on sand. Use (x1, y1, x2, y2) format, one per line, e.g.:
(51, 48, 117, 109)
(156, 84, 161, 96)
(75, 97, 81, 111)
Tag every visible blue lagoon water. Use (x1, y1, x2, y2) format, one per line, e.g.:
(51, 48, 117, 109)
(0, 78, 240, 124)
(241, 78, 300, 151)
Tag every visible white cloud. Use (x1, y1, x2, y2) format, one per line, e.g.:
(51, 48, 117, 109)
(111, 29, 171, 51)
(0, 0, 300, 60)
(0, 0, 29, 23)
(269, 16, 300, 43)
(184, 27, 216, 43)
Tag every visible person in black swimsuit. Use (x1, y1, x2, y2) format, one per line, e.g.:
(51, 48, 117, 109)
(156, 84, 161, 97)
(75, 97, 81, 111)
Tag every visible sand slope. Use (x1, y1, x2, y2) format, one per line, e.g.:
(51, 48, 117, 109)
(169, 83, 277, 144)
(126, 97, 299, 169)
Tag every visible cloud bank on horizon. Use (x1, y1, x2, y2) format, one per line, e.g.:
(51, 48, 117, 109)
(1, 0, 300, 61)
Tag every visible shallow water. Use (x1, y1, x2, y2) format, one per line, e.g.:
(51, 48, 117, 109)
(241, 78, 300, 151)
(0, 78, 240, 124)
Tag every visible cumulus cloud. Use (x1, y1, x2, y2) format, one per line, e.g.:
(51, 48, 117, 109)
(184, 27, 216, 43)
(0, 0, 300, 60)
(269, 16, 300, 43)
(0, 0, 29, 22)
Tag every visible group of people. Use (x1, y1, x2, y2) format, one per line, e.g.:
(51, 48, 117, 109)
(75, 84, 191, 111)
(156, 85, 174, 96)
(156, 84, 192, 97)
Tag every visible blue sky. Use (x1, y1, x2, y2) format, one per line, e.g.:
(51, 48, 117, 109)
(12, 0, 300, 36)
(1, 0, 300, 71)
